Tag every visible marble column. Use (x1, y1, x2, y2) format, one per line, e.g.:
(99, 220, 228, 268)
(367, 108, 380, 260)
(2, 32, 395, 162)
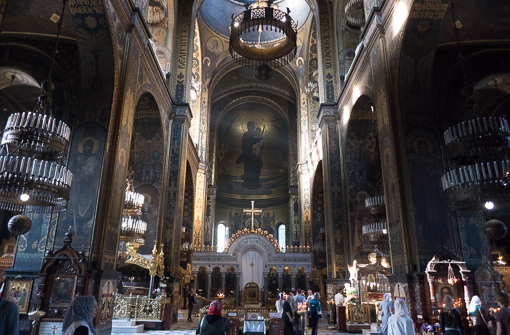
(161, 103, 191, 278)
(235, 274, 241, 306)
(221, 273, 225, 296)
(319, 104, 348, 280)
(263, 274, 268, 307)
(194, 273, 198, 292)
(207, 272, 212, 298)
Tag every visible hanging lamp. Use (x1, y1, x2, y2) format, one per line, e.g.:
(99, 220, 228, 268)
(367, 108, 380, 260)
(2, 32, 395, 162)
(0, 0, 72, 217)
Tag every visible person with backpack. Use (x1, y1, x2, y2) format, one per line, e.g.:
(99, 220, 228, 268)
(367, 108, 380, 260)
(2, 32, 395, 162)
(440, 295, 464, 335)
(496, 292, 510, 335)
(308, 292, 322, 335)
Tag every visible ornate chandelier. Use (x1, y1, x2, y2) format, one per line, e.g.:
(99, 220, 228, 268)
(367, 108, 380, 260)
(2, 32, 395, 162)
(229, 0, 297, 80)
(120, 169, 147, 245)
(441, 3, 510, 216)
(0, 0, 72, 216)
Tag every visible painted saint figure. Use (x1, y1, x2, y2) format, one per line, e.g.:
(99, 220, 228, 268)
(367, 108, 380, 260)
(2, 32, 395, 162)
(236, 121, 264, 189)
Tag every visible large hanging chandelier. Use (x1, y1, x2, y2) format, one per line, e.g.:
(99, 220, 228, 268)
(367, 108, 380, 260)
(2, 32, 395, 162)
(440, 2, 509, 241)
(120, 169, 147, 245)
(229, 0, 297, 80)
(0, 0, 72, 216)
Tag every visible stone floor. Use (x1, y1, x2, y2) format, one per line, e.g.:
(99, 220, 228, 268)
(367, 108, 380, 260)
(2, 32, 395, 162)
(111, 310, 353, 335)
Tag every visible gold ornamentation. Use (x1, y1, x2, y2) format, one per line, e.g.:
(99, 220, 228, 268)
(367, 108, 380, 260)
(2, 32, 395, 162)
(124, 241, 164, 277)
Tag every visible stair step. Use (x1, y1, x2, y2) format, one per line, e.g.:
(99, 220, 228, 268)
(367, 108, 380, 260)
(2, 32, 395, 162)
(112, 319, 137, 327)
(111, 324, 144, 333)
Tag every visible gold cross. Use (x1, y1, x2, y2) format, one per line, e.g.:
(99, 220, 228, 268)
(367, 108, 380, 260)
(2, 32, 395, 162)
(52, 326, 58, 335)
(250, 262, 255, 267)
(243, 201, 262, 231)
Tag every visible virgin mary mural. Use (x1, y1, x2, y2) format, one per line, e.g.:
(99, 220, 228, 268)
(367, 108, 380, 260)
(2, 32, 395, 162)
(236, 121, 265, 189)
(216, 102, 289, 200)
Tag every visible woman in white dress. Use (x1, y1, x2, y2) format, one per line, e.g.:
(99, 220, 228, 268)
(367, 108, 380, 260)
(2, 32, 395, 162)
(388, 298, 414, 335)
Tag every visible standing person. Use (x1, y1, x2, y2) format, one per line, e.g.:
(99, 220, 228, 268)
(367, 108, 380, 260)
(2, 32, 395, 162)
(187, 289, 196, 322)
(469, 295, 491, 335)
(308, 292, 323, 335)
(334, 288, 344, 306)
(379, 293, 393, 335)
(282, 295, 294, 335)
(440, 295, 464, 335)
(276, 293, 285, 313)
(388, 298, 414, 335)
(306, 289, 314, 327)
(496, 292, 510, 335)
(62, 296, 98, 335)
(293, 289, 306, 335)
(196, 301, 231, 335)
(0, 283, 19, 335)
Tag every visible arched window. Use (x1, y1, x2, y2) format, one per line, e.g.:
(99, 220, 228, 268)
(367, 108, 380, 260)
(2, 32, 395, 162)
(278, 224, 286, 253)
(217, 223, 225, 252)
(217, 223, 229, 253)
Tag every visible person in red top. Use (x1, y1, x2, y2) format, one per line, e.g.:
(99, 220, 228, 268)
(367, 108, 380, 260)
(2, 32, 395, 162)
(496, 292, 510, 335)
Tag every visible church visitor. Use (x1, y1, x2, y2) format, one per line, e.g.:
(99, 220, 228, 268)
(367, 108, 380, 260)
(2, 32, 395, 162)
(282, 295, 294, 335)
(496, 292, 510, 335)
(187, 289, 196, 322)
(388, 298, 414, 335)
(379, 293, 392, 335)
(306, 289, 314, 327)
(308, 292, 322, 335)
(293, 288, 306, 335)
(334, 288, 344, 306)
(276, 292, 285, 313)
(62, 296, 98, 335)
(440, 295, 464, 335)
(469, 295, 492, 335)
(196, 301, 231, 335)
(0, 283, 19, 335)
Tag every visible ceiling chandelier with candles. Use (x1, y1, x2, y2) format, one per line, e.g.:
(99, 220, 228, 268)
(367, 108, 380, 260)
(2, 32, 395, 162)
(229, 0, 297, 80)
(0, 0, 72, 220)
(120, 169, 147, 246)
(440, 4, 510, 220)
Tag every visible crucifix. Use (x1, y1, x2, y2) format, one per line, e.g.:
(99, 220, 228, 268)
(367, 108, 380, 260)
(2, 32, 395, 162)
(243, 201, 262, 231)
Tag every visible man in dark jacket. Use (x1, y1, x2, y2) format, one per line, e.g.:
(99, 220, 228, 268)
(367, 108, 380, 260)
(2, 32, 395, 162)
(188, 289, 196, 322)
(0, 283, 20, 335)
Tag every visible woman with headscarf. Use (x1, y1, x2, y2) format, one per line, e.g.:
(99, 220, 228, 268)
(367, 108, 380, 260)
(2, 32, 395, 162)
(276, 293, 285, 314)
(196, 301, 231, 335)
(440, 295, 464, 335)
(469, 295, 492, 335)
(388, 298, 414, 335)
(62, 296, 98, 335)
(379, 293, 393, 335)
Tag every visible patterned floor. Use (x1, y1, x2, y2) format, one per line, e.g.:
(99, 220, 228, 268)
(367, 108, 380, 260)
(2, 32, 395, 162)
(111, 311, 354, 335)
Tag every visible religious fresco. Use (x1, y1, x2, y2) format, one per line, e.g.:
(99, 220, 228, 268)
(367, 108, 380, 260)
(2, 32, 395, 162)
(56, 123, 107, 252)
(131, 93, 164, 254)
(312, 162, 326, 270)
(406, 127, 450, 260)
(216, 103, 289, 200)
(346, 118, 382, 259)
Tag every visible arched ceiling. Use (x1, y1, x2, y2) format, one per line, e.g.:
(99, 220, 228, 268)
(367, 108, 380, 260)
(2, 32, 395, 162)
(199, 0, 310, 42)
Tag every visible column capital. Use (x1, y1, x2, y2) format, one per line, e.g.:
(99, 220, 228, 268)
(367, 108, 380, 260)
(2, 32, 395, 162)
(318, 102, 339, 128)
(172, 102, 192, 126)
